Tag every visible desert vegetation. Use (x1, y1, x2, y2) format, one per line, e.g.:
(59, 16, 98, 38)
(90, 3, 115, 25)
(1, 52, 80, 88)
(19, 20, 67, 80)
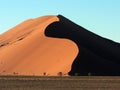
(0, 76, 120, 90)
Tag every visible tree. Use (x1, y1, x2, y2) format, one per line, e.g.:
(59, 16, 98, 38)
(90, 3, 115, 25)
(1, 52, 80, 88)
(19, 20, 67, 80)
(58, 72, 63, 76)
(43, 72, 46, 76)
(88, 72, 92, 76)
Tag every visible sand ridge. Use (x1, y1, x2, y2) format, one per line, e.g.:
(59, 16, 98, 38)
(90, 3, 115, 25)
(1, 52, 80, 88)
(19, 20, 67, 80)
(0, 15, 78, 76)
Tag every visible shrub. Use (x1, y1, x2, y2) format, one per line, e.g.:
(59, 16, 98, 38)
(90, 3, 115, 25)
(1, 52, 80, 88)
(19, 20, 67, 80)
(58, 72, 63, 76)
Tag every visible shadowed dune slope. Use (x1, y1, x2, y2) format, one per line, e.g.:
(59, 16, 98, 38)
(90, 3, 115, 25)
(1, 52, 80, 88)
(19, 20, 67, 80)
(45, 15, 120, 76)
(0, 16, 78, 76)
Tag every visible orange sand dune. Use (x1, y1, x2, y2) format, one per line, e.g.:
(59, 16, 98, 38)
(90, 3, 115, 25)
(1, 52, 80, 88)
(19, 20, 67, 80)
(0, 15, 78, 76)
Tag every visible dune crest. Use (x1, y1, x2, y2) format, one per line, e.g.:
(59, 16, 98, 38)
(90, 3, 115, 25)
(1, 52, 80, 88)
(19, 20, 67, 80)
(0, 15, 78, 76)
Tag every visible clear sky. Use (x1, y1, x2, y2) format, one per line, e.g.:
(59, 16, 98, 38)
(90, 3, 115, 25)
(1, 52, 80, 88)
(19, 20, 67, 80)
(0, 0, 120, 42)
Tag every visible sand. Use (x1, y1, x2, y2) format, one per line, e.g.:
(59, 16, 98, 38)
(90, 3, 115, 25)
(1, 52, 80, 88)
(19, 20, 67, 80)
(0, 15, 78, 76)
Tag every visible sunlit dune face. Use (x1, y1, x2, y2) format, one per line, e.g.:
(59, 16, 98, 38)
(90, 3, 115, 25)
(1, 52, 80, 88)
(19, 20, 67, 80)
(0, 16, 78, 76)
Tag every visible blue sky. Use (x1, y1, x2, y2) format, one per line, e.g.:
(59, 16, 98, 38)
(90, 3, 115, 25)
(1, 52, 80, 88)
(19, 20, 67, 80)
(0, 0, 120, 42)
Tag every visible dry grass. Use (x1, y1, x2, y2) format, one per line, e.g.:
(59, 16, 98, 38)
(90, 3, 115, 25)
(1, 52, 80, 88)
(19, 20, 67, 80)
(0, 76, 120, 90)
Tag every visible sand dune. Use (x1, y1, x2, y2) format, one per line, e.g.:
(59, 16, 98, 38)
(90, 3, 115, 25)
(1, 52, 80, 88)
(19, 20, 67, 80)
(1, 15, 120, 76)
(0, 16, 78, 76)
(45, 15, 120, 76)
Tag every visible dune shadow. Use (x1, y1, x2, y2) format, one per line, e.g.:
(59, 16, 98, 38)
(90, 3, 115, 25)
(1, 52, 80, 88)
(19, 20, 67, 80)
(45, 15, 120, 76)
